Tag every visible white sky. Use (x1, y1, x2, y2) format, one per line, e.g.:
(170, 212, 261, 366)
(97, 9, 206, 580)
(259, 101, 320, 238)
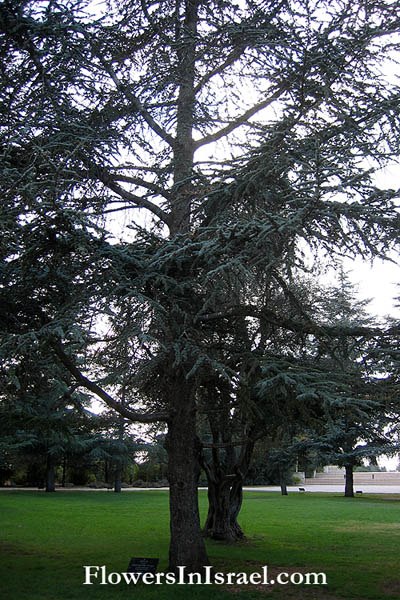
(348, 257, 400, 320)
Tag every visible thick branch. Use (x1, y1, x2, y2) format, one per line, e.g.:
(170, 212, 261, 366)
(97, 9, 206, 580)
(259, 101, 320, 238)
(193, 44, 245, 94)
(113, 175, 171, 200)
(91, 44, 175, 148)
(51, 340, 169, 423)
(197, 305, 389, 339)
(201, 440, 250, 448)
(193, 84, 288, 150)
(91, 166, 171, 226)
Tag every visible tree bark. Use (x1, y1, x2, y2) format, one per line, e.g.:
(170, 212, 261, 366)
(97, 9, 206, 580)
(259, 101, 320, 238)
(344, 464, 354, 498)
(165, 377, 209, 572)
(45, 454, 56, 493)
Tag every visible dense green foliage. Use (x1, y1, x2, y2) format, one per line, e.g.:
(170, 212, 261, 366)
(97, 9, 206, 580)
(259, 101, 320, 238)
(2, 0, 400, 416)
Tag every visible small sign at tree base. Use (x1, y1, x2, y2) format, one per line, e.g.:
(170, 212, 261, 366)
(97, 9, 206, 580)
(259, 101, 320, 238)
(127, 557, 159, 579)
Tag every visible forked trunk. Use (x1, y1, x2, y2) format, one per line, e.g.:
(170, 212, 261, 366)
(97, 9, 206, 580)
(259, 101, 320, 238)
(201, 426, 255, 542)
(165, 378, 209, 572)
(203, 476, 245, 541)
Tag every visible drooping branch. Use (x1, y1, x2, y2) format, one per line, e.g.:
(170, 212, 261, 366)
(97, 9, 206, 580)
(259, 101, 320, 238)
(51, 340, 170, 423)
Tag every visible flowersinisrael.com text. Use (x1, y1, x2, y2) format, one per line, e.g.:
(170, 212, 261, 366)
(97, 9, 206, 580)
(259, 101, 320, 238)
(83, 565, 327, 586)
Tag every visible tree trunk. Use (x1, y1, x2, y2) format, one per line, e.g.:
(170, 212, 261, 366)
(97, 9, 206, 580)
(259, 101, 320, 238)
(114, 408, 124, 493)
(279, 463, 288, 496)
(201, 414, 255, 542)
(203, 476, 245, 541)
(61, 454, 66, 488)
(114, 466, 122, 493)
(165, 378, 209, 572)
(45, 454, 56, 493)
(229, 477, 245, 538)
(171, 0, 199, 236)
(164, 3, 205, 568)
(344, 464, 354, 498)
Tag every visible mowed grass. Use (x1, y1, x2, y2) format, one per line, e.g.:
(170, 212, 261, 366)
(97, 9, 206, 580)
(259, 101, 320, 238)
(1, 490, 400, 600)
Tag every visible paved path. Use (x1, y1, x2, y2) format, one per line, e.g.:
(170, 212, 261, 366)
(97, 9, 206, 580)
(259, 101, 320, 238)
(2, 485, 400, 494)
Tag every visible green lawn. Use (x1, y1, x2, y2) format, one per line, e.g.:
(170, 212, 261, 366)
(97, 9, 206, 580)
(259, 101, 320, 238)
(1, 489, 399, 599)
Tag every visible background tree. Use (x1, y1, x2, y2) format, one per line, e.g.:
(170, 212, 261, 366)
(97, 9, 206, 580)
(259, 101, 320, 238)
(0, 350, 94, 491)
(299, 271, 397, 497)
